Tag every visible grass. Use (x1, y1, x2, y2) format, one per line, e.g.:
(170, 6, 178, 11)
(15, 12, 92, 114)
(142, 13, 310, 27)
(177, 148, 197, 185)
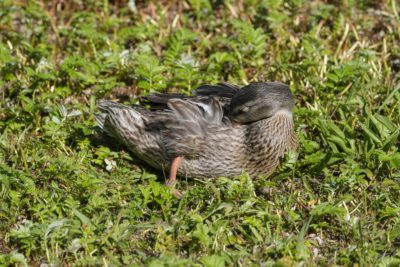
(0, 0, 399, 266)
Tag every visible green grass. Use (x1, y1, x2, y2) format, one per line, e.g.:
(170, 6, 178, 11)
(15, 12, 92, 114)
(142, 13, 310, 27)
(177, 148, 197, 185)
(1, 0, 400, 266)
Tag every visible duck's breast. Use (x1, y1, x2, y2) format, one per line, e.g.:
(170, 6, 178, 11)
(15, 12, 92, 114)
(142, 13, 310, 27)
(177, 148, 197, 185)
(177, 126, 248, 178)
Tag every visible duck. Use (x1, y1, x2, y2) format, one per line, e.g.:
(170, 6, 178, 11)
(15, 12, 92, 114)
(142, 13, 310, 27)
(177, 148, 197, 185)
(96, 82, 298, 195)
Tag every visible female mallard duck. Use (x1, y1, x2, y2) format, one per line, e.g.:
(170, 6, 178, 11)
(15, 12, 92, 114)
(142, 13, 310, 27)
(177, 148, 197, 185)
(97, 82, 298, 194)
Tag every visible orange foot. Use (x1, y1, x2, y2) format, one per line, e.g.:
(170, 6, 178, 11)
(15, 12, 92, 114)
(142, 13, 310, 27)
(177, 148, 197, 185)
(166, 156, 183, 198)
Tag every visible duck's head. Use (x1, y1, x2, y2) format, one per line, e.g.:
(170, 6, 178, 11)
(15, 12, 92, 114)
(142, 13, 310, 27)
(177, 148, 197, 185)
(229, 82, 294, 124)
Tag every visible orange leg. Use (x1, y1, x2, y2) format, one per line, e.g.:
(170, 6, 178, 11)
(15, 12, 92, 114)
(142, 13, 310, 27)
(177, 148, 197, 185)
(166, 156, 183, 197)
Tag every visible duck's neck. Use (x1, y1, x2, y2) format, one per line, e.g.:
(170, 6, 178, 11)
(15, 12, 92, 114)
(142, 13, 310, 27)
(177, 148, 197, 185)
(246, 111, 297, 156)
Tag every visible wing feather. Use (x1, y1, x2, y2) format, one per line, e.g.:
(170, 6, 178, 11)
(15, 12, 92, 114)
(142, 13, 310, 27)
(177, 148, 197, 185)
(98, 82, 238, 159)
(162, 97, 225, 157)
(193, 82, 240, 98)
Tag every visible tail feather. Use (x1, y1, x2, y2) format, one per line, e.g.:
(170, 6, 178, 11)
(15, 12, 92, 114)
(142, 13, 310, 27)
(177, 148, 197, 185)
(96, 100, 144, 142)
(97, 100, 131, 113)
(96, 100, 128, 134)
(95, 113, 107, 130)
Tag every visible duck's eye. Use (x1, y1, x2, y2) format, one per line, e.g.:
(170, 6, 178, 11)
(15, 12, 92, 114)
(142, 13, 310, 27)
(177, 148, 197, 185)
(241, 106, 250, 113)
(232, 106, 250, 116)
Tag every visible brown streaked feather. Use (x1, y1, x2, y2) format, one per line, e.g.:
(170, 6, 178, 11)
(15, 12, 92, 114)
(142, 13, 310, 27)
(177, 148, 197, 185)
(161, 97, 225, 158)
(194, 82, 240, 97)
(142, 93, 188, 109)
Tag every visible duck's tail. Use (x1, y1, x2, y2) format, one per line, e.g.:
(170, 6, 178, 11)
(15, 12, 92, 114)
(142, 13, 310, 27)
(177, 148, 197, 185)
(95, 111, 107, 130)
(96, 100, 168, 169)
(96, 100, 125, 130)
(96, 100, 145, 143)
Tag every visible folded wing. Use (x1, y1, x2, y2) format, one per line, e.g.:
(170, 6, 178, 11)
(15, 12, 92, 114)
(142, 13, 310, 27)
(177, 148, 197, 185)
(194, 82, 240, 97)
(159, 97, 224, 158)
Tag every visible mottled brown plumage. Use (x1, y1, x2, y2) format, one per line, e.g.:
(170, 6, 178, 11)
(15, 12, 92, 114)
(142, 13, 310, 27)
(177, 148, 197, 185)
(97, 82, 298, 181)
